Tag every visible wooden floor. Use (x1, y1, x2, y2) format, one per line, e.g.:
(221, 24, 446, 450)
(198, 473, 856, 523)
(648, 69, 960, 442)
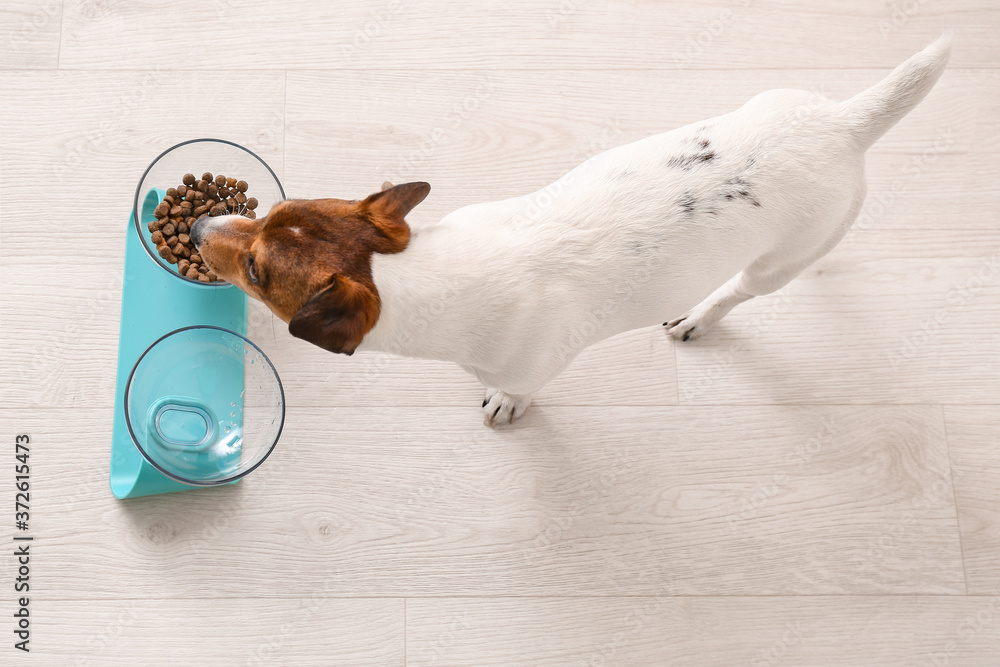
(2, 2, 999, 665)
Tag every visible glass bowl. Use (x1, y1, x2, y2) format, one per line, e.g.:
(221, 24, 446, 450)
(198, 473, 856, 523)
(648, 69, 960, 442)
(132, 138, 284, 286)
(124, 325, 285, 486)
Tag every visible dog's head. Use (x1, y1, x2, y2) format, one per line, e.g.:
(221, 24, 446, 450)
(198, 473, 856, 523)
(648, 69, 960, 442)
(190, 181, 430, 355)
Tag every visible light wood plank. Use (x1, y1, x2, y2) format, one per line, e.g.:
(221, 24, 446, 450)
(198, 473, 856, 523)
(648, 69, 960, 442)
(407, 597, 1000, 667)
(945, 406, 1000, 596)
(0, 1, 63, 69)
(0, 405, 962, 598)
(58, 1, 999, 69)
(32, 598, 402, 666)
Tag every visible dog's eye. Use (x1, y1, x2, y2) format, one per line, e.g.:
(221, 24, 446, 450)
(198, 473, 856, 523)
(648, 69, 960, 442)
(248, 254, 259, 285)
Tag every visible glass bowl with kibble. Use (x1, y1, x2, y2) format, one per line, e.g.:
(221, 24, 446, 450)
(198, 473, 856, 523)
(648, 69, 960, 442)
(133, 138, 285, 285)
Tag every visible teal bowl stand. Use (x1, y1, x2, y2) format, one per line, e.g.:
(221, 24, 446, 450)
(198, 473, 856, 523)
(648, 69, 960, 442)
(110, 189, 248, 499)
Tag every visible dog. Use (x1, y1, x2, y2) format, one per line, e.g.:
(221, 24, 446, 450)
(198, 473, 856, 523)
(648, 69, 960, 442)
(191, 34, 951, 427)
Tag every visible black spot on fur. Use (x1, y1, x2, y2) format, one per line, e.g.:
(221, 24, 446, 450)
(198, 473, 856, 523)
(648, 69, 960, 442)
(482, 398, 489, 407)
(677, 191, 697, 215)
(719, 175, 761, 208)
(665, 150, 716, 170)
(699, 138, 710, 148)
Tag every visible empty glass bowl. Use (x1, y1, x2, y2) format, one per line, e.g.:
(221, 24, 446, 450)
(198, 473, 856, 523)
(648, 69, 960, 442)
(132, 138, 285, 286)
(124, 325, 285, 486)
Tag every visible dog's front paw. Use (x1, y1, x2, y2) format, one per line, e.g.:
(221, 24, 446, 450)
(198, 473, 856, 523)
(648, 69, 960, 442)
(482, 388, 532, 427)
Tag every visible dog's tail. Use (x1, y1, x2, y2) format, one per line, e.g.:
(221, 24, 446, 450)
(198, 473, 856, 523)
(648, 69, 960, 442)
(837, 31, 952, 149)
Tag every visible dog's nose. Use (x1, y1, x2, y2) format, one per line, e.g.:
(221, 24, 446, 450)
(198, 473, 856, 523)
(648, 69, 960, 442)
(190, 216, 209, 247)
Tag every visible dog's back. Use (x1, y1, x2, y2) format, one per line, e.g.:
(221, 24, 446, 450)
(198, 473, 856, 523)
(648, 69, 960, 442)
(365, 35, 951, 396)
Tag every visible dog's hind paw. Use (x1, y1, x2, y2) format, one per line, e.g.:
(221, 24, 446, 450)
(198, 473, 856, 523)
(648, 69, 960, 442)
(482, 388, 532, 427)
(664, 315, 702, 342)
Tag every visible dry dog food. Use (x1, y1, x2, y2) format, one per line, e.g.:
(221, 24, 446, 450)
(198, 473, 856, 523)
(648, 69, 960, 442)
(147, 171, 259, 282)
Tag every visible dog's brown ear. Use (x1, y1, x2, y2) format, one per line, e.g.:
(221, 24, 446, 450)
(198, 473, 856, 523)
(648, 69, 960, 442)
(361, 181, 430, 253)
(288, 274, 380, 356)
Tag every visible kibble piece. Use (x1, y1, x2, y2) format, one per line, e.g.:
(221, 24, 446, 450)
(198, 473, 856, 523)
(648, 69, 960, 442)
(245, 197, 258, 210)
(185, 267, 200, 280)
(218, 186, 231, 198)
(166, 187, 178, 199)
(165, 234, 178, 246)
(193, 205, 210, 217)
(182, 173, 195, 186)
(190, 253, 202, 265)
(207, 183, 218, 197)
(157, 244, 177, 263)
(154, 202, 170, 218)
(168, 205, 182, 217)
(194, 179, 205, 191)
(147, 219, 161, 233)
(226, 197, 237, 209)
(151, 230, 164, 245)
(244, 210, 256, 220)
(198, 273, 210, 283)
(161, 222, 176, 237)
(201, 172, 213, 182)
(235, 192, 247, 204)
(210, 203, 227, 216)
(215, 174, 226, 187)
(178, 259, 190, 274)
(236, 180, 248, 193)
(189, 262, 199, 272)
(171, 241, 184, 255)
(177, 233, 191, 245)
(225, 177, 236, 188)
(206, 270, 218, 281)
(185, 189, 197, 202)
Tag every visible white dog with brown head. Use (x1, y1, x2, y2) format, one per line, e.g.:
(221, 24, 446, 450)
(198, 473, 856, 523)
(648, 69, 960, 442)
(192, 34, 951, 426)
